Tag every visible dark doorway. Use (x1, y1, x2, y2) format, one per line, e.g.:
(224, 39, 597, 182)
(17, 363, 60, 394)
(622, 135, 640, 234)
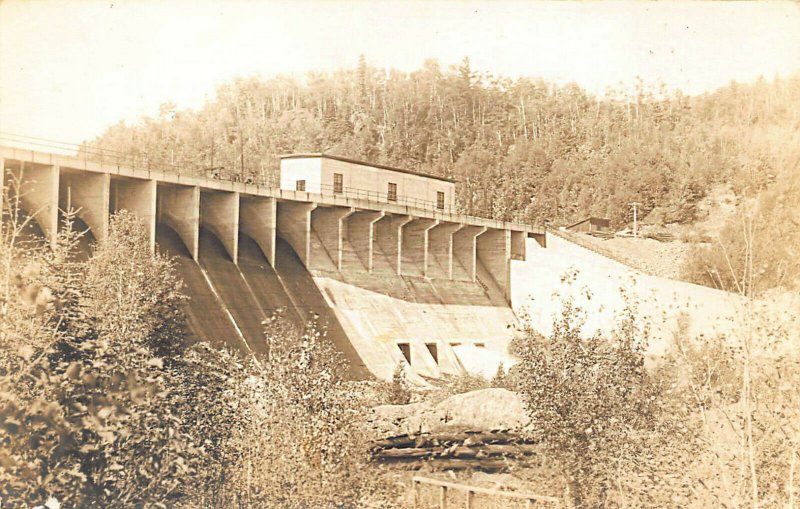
(426, 343, 438, 364)
(398, 343, 411, 364)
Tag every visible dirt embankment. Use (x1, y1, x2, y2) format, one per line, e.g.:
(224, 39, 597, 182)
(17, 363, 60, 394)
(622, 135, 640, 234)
(566, 233, 693, 280)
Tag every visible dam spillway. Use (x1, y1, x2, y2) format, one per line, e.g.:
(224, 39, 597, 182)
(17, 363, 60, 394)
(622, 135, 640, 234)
(1, 145, 545, 380)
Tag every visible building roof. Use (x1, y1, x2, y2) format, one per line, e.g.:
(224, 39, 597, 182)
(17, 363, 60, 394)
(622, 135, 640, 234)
(565, 216, 611, 229)
(279, 153, 456, 183)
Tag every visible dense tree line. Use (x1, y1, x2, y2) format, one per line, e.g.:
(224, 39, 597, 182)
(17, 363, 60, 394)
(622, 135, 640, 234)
(88, 58, 800, 228)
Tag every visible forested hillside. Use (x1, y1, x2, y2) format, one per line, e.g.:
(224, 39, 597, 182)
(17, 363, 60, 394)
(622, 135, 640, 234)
(89, 58, 800, 229)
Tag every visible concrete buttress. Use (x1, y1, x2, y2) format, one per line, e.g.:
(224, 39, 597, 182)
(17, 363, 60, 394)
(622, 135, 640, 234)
(200, 190, 239, 263)
(452, 225, 486, 282)
(110, 177, 157, 253)
(239, 196, 276, 266)
(373, 213, 412, 275)
(401, 217, 438, 278)
(344, 210, 384, 272)
(276, 201, 316, 267)
(59, 169, 110, 242)
(310, 205, 355, 271)
(428, 221, 463, 280)
(476, 228, 512, 302)
(6, 163, 59, 247)
(157, 184, 200, 260)
(510, 230, 526, 261)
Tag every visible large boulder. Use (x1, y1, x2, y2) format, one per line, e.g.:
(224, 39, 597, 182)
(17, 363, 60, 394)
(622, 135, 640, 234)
(370, 388, 529, 437)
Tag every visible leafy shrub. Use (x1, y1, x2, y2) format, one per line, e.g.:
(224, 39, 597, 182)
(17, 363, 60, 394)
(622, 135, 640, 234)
(0, 211, 206, 507)
(656, 305, 800, 508)
(383, 362, 412, 405)
(514, 292, 671, 508)
(219, 314, 372, 508)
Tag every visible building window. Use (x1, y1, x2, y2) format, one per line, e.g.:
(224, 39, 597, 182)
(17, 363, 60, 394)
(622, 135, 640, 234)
(387, 182, 397, 202)
(333, 173, 343, 194)
(436, 191, 445, 210)
(425, 343, 438, 364)
(296, 179, 306, 191)
(398, 343, 411, 364)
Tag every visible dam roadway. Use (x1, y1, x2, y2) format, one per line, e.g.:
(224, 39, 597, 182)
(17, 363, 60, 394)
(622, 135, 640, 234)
(1, 144, 545, 380)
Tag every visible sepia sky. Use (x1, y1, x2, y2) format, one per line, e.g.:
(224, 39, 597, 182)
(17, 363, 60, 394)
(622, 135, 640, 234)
(1, 0, 799, 143)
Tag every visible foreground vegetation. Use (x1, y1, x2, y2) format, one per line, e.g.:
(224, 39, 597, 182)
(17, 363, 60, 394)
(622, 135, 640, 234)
(1, 187, 797, 507)
(0, 206, 377, 507)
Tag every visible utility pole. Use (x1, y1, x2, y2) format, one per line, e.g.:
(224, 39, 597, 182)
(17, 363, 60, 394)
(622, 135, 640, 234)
(629, 202, 641, 238)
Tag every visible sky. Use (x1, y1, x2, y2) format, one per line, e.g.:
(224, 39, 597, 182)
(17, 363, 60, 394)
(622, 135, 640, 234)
(1, 0, 799, 144)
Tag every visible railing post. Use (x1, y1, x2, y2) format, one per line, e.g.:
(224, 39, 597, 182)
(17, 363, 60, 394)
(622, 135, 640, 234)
(465, 490, 474, 509)
(439, 485, 447, 509)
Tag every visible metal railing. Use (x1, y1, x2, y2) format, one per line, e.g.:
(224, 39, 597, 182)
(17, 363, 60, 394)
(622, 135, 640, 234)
(313, 182, 454, 214)
(0, 132, 461, 215)
(413, 476, 561, 508)
(0, 132, 275, 185)
(1, 132, 548, 231)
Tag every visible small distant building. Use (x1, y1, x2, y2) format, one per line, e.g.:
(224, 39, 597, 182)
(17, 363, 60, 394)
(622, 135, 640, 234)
(279, 153, 455, 211)
(566, 216, 611, 234)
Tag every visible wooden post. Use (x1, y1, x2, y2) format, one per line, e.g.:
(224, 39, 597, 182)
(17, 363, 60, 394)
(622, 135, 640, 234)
(439, 486, 447, 509)
(414, 479, 421, 508)
(465, 490, 474, 509)
(526, 499, 533, 509)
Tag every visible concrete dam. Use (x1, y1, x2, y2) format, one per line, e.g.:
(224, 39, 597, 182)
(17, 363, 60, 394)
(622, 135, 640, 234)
(2, 146, 545, 380)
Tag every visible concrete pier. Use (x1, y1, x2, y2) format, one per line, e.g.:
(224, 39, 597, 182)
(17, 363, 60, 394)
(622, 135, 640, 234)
(428, 221, 462, 280)
(476, 228, 511, 301)
(374, 213, 412, 275)
(200, 190, 239, 262)
(276, 201, 316, 267)
(345, 210, 384, 272)
(401, 218, 438, 277)
(239, 196, 276, 266)
(453, 225, 485, 282)
(59, 168, 110, 241)
(511, 230, 526, 261)
(5, 163, 59, 246)
(110, 177, 157, 253)
(157, 184, 200, 260)
(310, 205, 354, 271)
